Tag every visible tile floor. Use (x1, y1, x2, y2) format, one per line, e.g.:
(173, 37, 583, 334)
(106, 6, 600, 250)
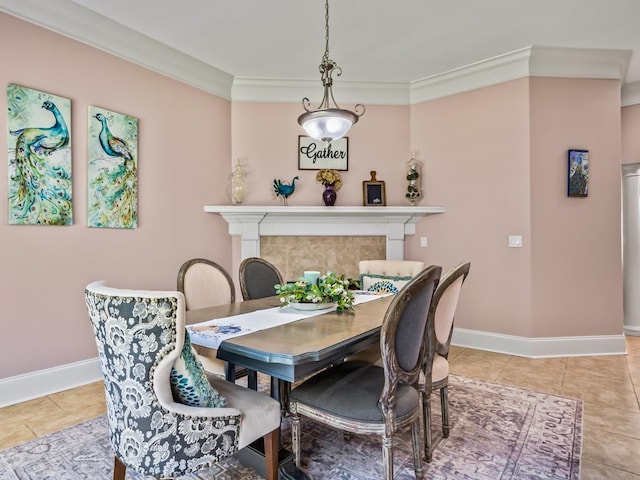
(1, 337, 638, 479)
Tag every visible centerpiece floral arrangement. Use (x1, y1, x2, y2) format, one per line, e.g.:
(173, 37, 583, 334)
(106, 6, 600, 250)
(316, 169, 342, 191)
(275, 271, 355, 312)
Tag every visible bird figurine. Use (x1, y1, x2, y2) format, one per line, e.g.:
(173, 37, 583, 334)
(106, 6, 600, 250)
(94, 113, 134, 168)
(273, 176, 299, 205)
(9, 100, 72, 225)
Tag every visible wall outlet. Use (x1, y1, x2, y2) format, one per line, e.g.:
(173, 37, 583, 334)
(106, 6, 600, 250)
(420, 237, 428, 248)
(508, 235, 523, 248)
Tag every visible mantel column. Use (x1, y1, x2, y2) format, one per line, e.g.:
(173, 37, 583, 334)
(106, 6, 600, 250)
(386, 220, 410, 260)
(220, 213, 265, 259)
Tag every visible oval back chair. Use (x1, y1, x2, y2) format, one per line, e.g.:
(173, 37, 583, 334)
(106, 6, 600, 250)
(239, 257, 284, 300)
(423, 261, 471, 462)
(177, 258, 235, 311)
(289, 265, 442, 480)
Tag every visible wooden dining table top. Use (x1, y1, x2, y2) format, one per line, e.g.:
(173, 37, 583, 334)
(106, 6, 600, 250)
(187, 294, 394, 382)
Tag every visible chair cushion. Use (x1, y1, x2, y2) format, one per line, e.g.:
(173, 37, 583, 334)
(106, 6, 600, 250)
(170, 332, 227, 407)
(360, 273, 413, 294)
(432, 353, 449, 383)
(290, 361, 419, 424)
(209, 375, 281, 449)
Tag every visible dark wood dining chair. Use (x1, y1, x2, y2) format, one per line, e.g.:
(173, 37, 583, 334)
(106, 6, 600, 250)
(423, 261, 471, 462)
(289, 265, 442, 480)
(177, 258, 235, 310)
(239, 257, 283, 300)
(177, 258, 242, 380)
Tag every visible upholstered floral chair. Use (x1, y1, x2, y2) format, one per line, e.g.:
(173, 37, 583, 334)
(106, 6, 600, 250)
(85, 281, 280, 480)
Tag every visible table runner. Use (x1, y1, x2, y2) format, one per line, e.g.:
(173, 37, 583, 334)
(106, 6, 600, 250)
(187, 292, 385, 350)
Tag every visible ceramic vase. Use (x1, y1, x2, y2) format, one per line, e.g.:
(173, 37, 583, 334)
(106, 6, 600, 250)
(322, 184, 337, 206)
(230, 161, 248, 204)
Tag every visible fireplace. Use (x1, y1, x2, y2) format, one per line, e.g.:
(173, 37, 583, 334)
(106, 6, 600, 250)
(205, 205, 445, 280)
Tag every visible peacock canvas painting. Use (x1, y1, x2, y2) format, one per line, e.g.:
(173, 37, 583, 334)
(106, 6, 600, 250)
(7, 84, 72, 225)
(87, 106, 138, 228)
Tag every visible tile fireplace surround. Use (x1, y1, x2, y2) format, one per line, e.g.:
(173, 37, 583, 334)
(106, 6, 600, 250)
(205, 205, 446, 279)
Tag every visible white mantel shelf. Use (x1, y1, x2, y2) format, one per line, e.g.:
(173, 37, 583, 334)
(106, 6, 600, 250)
(204, 205, 446, 260)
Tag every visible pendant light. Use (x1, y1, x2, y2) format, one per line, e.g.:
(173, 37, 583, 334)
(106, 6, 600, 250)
(298, 0, 365, 143)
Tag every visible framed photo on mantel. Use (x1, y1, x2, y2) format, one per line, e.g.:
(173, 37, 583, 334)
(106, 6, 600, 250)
(298, 135, 348, 170)
(363, 170, 386, 206)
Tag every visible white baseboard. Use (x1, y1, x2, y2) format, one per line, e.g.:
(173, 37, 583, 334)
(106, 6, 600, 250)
(0, 357, 102, 408)
(452, 328, 627, 358)
(623, 324, 640, 336)
(0, 330, 629, 408)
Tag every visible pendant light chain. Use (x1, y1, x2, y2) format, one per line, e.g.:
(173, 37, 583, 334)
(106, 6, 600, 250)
(322, 0, 330, 66)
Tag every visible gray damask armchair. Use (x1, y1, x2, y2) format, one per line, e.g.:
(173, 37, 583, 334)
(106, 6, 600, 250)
(85, 281, 280, 480)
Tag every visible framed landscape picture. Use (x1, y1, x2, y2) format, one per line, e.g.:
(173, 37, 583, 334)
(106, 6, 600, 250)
(298, 135, 348, 170)
(568, 149, 589, 197)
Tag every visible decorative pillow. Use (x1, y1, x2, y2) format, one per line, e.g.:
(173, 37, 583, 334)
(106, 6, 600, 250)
(360, 273, 413, 294)
(170, 332, 227, 407)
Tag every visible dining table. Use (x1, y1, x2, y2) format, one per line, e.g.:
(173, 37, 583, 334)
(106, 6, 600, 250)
(186, 292, 394, 480)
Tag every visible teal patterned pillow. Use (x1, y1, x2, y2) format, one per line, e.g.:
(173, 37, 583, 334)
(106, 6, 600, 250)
(360, 273, 413, 294)
(170, 332, 226, 407)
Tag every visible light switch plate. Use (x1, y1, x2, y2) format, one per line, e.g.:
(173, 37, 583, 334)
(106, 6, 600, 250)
(508, 235, 523, 248)
(420, 237, 428, 248)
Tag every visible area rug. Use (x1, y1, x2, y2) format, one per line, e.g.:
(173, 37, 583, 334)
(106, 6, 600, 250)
(0, 375, 582, 479)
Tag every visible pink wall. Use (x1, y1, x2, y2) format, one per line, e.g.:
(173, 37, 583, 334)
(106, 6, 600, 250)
(622, 104, 640, 164)
(529, 78, 623, 336)
(230, 102, 411, 277)
(1, 12, 630, 381)
(231, 102, 410, 206)
(0, 14, 233, 378)
(408, 79, 533, 336)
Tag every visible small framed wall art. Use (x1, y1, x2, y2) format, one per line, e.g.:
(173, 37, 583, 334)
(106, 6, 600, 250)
(298, 135, 348, 170)
(363, 170, 386, 206)
(567, 149, 589, 197)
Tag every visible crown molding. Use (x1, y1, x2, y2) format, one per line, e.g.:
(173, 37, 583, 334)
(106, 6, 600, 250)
(529, 45, 631, 80)
(410, 46, 631, 105)
(0, 2, 633, 106)
(622, 81, 640, 107)
(0, 0, 233, 99)
(410, 47, 532, 104)
(232, 77, 409, 105)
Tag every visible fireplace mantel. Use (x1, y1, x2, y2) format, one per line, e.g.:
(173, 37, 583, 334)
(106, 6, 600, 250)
(204, 205, 445, 260)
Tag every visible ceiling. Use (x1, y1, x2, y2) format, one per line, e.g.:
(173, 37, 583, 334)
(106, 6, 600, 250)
(2, 0, 640, 87)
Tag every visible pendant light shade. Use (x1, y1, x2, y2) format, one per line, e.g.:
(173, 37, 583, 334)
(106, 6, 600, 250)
(298, 108, 358, 143)
(298, 0, 364, 144)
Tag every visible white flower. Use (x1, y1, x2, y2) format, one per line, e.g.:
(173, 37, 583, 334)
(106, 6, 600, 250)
(105, 318, 132, 356)
(178, 418, 213, 443)
(120, 380, 152, 418)
(132, 363, 146, 381)
(119, 428, 147, 465)
(132, 301, 148, 319)
(139, 333, 158, 354)
(151, 442, 171, 463)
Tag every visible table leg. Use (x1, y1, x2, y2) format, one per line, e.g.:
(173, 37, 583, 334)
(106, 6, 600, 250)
(247, 369, 258, 390)
(224, 362, 237, 382)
